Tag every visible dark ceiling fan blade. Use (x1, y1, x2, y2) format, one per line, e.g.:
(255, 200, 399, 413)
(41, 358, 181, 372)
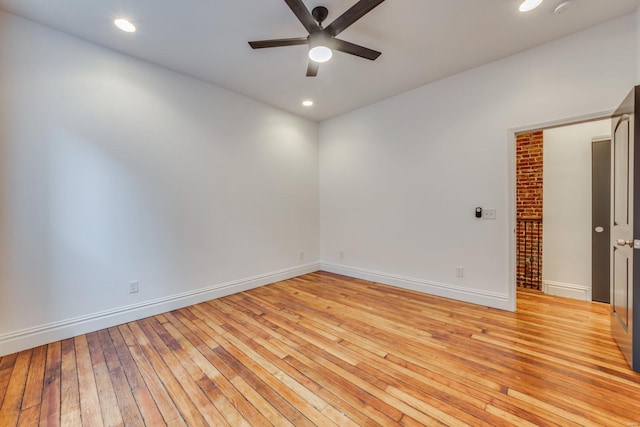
(284, 0, 321, 34)
(249, 37, 308, 49)
(306, 61, 319, 77)
(325, 0, 386, 36)
(333, 38, 381, 60)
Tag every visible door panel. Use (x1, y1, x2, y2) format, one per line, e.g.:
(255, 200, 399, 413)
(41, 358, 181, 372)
(612, 116, 631, 333)
(611, 87, 639, 371)
(613, 247, 629, 328)
(613, 119, 629, 227)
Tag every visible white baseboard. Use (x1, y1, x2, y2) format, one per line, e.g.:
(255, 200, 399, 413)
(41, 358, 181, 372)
(542, 280, 591, 301)
(320, 262, 511, 311)
(0, 263, 320, 357)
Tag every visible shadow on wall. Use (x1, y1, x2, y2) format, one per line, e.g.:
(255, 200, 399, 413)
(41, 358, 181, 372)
(0, 14, 146, 332)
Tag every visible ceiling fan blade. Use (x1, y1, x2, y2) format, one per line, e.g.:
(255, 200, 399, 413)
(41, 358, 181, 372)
(325, 0, 386, 36)
(284, 0, 321, 34)
(306, 61, 319, 77)
(333, 38, 381, 60)
(248, 37, 308, 49)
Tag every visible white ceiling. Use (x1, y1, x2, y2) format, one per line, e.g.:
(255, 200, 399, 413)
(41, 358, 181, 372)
(1, 0, 638, 121)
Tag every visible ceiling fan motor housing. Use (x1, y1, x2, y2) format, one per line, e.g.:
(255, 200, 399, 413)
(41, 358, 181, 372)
(312, 6, 329, 25)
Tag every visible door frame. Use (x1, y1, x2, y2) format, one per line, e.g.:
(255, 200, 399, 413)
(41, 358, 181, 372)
(507, 109, 615, 312)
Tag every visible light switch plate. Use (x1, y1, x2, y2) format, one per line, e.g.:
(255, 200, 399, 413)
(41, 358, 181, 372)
(483, 209, 496, 220)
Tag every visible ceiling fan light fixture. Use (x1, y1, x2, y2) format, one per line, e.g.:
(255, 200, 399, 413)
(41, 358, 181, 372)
(519, 0, 543, 12)
(309, 46, 332, 63)
(114, 18, 136, 33)
(308, 31, 333, 63)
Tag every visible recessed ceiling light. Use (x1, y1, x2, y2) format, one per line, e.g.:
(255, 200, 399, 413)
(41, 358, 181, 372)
(519, 0, 543, 12)
(302, 100, 314, 107)
(114, 18, 136, 33)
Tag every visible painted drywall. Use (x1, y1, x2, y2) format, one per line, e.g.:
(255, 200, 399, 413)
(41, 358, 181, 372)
(0, 11, 319, 355)
(319, 15, 637, 310)
(543, 120, 611, 300)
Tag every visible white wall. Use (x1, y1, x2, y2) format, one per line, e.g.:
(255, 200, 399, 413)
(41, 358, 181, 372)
(542, 120, 611, 300)
(1, 10, 638, 356)
(0, 11, 319, 356)
(319, 15, 637, 310)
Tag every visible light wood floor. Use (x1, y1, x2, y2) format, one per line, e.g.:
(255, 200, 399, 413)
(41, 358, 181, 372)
(1, 271, 639, 426)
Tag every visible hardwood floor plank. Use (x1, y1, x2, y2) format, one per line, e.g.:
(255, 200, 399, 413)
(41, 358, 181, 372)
(60, 339, 81, 426)
(3, 271, 640, 426)
(0, 349, 32, 427)
(74, 335, 105, 427)
(20, 345, 46, 412)
(107, 327, 144, 391)
(0, 353, 19, 411)
(17, 404, 40, 427)
(86, 332, 123, 427)
(0, 370, 11, 413)
(0, 353, 18, 371)
(40, 342, 61, 427)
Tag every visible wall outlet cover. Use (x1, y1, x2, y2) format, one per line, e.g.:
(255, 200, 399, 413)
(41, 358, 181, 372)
(129, 280, 139, 294)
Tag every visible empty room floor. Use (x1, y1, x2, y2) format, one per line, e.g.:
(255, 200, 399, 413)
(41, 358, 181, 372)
(1, 271, 639, 426)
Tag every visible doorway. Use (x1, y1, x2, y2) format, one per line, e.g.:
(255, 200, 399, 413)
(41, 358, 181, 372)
(514, 118, 612, 303)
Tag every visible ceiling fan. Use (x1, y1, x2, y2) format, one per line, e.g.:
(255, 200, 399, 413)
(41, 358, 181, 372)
(248, 0, 385, 77)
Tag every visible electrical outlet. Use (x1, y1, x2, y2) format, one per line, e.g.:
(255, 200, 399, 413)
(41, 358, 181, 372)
(483, 209, 497, 220)
(339, 250, 345, 260)
(300, 252, 305, 260)
(129, 280, 139, 294)
(456, 266, 464, 278)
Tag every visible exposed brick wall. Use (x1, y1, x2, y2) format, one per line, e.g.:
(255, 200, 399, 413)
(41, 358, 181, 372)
(516, 131, 543, 290)
(516, 131, 543, 219)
